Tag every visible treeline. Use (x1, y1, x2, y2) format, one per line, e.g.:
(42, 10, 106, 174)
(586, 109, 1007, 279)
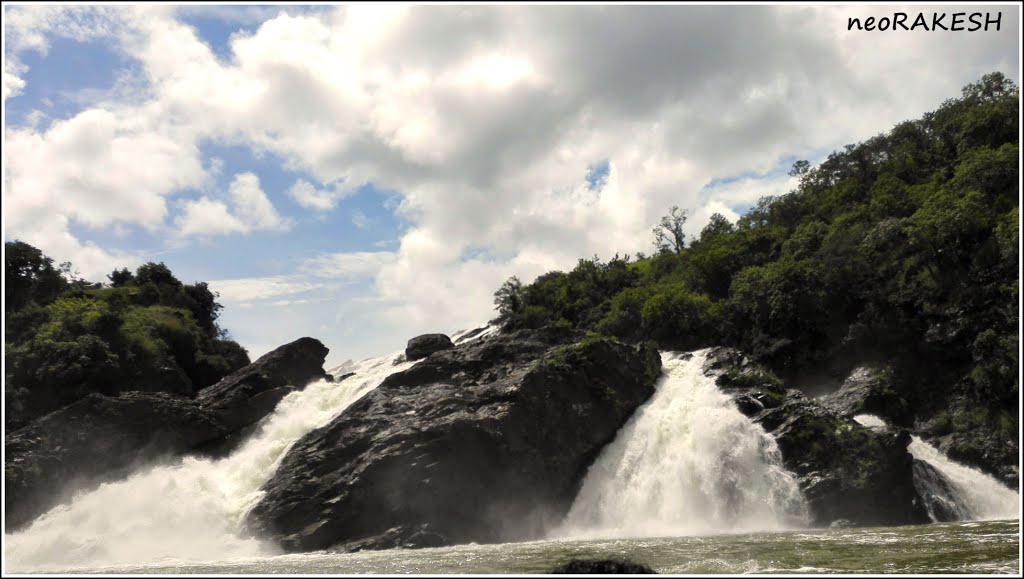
(494, 72, 1018, 432)
(4, 242, 250, 430)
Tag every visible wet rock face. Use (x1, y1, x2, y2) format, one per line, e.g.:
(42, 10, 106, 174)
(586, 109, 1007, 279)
(703, 347, 930, 528)
(5, 337, 333, 532)
(915, 406, 1020, 491)
(245, 328, 662, 553)
(197, 337, 330, 433)
(404, 333, 455, 361)
(820, 365, 911, 426)
(4, 392, 226, 531)
(912, 459, 973, 522)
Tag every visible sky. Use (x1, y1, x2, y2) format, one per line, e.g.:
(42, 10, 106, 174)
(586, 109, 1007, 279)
(2, 3, 1020, 368)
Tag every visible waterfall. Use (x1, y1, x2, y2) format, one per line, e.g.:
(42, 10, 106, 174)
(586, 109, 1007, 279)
(5, 353, 413, 571)
(557, 350, 809, 539)
(853, 414, 1019, 522)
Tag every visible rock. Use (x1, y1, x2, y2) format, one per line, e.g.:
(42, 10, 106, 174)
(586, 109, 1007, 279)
(820, 365, 911, 426)
(4, 384, 32, 433)
(454, 326, 489, 344)
(915, 400, 1019, 491)
(405, 333, 454, 361)
(245, 328, 661, 552)
(929, 430, 1019, 491)
(197, 337, 330, 433)
(912, 459, 973, 522)
(703, 347, 930, 528)
(550, 559, 657, 574)
(733, 394, 766, 416)
(4, 392, 226, 531)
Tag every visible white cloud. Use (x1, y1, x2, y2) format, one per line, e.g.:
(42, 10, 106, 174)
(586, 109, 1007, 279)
(229, 172, 289, 231)
(176, 197, 247, 236)
(175, 173, 289, 236)
(299, 251, 398, 278)
(287, 179, 347, 211)
(208, 275, 321, 303)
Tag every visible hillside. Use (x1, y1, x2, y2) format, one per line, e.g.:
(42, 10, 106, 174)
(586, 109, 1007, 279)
(492, 72, 1020, 481)
(4, 244, 251, 431)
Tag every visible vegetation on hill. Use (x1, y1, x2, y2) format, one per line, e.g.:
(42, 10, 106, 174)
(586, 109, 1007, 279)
(4, 242, 250, 429)
(493, 73, 1019, 442)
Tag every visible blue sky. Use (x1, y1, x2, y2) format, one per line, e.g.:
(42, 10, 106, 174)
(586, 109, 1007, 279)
(4, 4, 1018, 365)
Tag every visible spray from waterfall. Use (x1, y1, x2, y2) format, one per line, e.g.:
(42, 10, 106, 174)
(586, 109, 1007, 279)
(556, 350, 809, 539)
(5, 353, 413, 571)
(853, 414, 1019, 521)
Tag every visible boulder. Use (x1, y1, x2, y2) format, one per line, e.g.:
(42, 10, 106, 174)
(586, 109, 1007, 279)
(928, 430, 1019, 491)
(915, 401, 1019, 490)
(4, 384, 32, 433)
(703, 347, 930, 528)
(4, 392, 226, 531)
(245, 328, 661, 552)
(820, 365, 911, 426)
(197, 337, 330, 433)
(5, 336, 333, 531)
(550, 559, 657, 574)
(912, 459, 973, 522)
(404, 333, 454, 361)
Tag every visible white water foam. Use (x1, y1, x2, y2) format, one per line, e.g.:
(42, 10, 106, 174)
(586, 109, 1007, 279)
(853, 414, 1019, 521)
(557, 350, 809, 539)
(5, 353, 413, 571)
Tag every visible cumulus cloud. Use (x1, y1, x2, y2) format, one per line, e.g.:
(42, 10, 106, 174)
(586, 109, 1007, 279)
(229, 172, 289, 231)
(287, 179, 347, 211)
(175, 173, 288, 236)
(4, 4, 1018, 358)
(176, 197, 246, 236)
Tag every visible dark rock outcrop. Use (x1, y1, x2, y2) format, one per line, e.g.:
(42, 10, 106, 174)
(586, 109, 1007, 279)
(914, 403, 1019, 490)
(454, 326, 489, 344)
(703, 347, 930, 528)
(4, 392, 226, 531)
(404, 333, 454, 361)
(5, 336, 332, 531)
(197, 337, 330, 433)
(550, 559, 657, 574)
(820, 365, 911, 426)
(912, 459, 973, 522)
(245, 328, 661, 552)
(4, 384, 33, 433)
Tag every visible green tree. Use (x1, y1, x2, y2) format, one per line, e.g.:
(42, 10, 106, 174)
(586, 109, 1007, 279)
(5, 240, 69, 313)
(108, 267, 134, 287)
(135, 262, 182, 287)
(653, 206, 688, 254)
(493, 276, 525, 326)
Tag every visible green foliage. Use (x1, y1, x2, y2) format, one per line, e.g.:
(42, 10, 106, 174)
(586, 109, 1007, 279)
(5, 240, 69, 314)
(653, 205, 688, 254)
(639, 286, 713, 349)
(4, 243, 252, 421)
(135, 262, 182, 287)
(107, 267, 134, 288)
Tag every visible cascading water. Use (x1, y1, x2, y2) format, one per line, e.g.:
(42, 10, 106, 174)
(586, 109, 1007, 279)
(853, 414, 1019, 522)
(557, 350, 809, 539)
(5, 352, 414, 571)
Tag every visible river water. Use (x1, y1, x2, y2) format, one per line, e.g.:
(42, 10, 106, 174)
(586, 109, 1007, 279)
(19, 519, 1020, 574)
